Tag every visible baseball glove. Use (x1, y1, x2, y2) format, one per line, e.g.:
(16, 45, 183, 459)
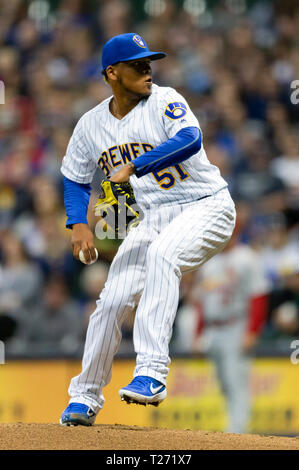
(94, 179, 140, 237)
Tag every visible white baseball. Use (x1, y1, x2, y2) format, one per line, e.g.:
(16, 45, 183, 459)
(79, 248, 98, 265)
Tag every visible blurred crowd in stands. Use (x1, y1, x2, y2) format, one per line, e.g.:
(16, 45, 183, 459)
(0, 0, 298, 357)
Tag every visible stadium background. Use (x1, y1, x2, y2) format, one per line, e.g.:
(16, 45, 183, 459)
(0, 0, 298, 437)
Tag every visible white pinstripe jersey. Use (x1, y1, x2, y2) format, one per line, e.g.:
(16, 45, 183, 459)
(61, 84, 227, 210)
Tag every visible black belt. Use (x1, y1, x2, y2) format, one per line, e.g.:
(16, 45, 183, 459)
(205, 317, 241, 327)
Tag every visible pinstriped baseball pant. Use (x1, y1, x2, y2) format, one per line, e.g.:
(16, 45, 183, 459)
(68, 188, 236, 413)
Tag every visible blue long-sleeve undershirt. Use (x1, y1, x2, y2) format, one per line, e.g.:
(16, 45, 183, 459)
(63, 177, 91, 228)
(133, 126, 202, 177)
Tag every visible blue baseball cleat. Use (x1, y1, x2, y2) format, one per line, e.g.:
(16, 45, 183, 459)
(60, 403, 96, 426)
(119, 376, 167, 406)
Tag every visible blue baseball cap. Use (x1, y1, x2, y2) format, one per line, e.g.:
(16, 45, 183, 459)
(101, 33, 166, 72)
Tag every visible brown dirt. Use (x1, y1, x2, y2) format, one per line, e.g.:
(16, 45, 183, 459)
(0, 424, 298, 450)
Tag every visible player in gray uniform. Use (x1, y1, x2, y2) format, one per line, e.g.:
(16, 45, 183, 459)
(191, 232, 269, 433)
(60, 33, 236, 426)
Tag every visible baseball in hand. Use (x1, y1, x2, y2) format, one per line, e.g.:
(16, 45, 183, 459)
(79, 248, 98, 265)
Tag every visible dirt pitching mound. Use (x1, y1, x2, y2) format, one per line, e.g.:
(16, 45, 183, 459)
(0, 424, 298, 450)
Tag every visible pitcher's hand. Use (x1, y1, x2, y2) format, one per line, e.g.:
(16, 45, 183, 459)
(71, 223, 97, 264)
(110, 162, 136, 183)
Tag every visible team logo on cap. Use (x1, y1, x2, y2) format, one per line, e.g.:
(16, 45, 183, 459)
(133, 34, 146, 48)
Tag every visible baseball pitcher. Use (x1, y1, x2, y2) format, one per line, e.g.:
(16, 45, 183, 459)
(60, 33, 236, 426)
